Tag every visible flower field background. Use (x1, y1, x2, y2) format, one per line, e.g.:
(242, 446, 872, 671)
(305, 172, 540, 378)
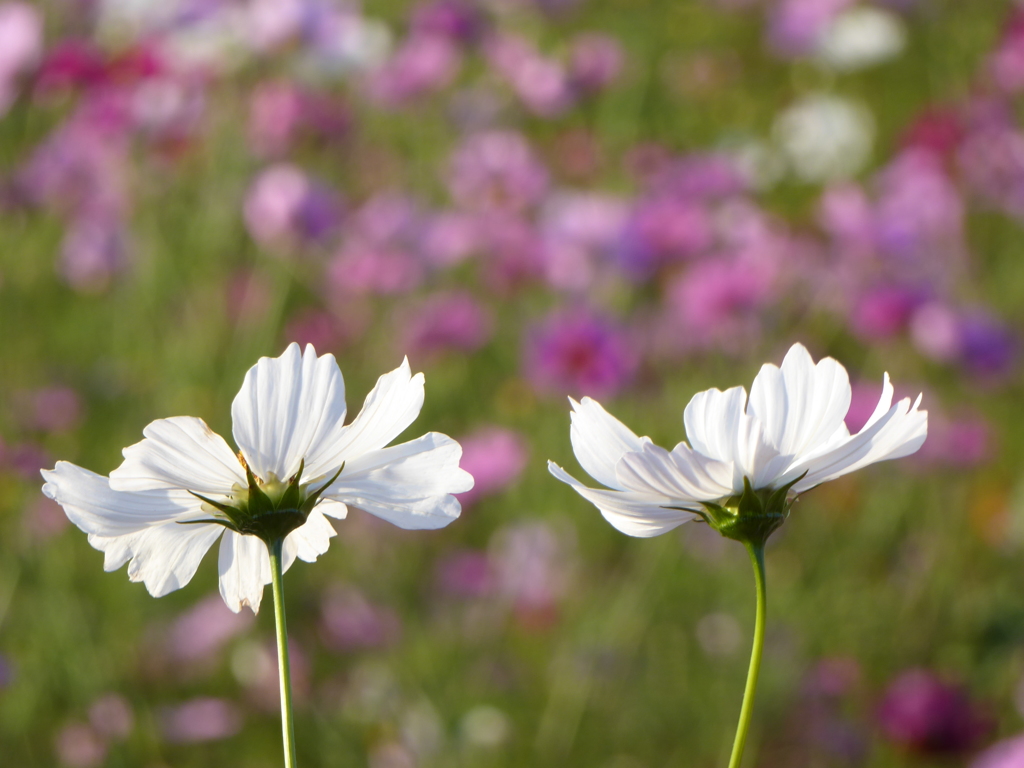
(2, 0, 1024, 766)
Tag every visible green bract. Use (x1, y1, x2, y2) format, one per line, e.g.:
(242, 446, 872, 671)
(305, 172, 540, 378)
(185, 459, 343, 545)
(697, 474, 803, 547)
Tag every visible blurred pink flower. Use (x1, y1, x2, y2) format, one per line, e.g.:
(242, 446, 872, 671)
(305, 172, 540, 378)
(284, 308, 347, 352)
(476, 211, 546, 292)
(910, 302, 961, 362)
(490, 521, 574, 617)
(402, 291, 494, 356)
(166, 593, 254, 665)
(420, 211, 481, 266)
(24, 494, 70, 542)
(435, 549, 496, 598)
(878, 669, 991, 756)
(0, 2, 42, 114)
(455, 427, 529, 506)
(568, 33, 623, 93)
(411, 0, 486, 43)
(88, 694, 134, 742)
(972, 734, 1024, 768)
(768, 0, 854, 56)
(849, 284, 927, 341)
(367, 34, 462, 106)
(22, 386, 82, 433)
(524, 308, 638, 399)
(329, 242, 424, 295)
(618, 197, 713, 276)
(159, 698, 243, 744)
(321, 585, 402, 650)
(484, 33, 572, 116)
(225, 269, 274, 327)
(59, 217, 128, 293)
(448, 130, 549, 211)
(243, 164, 343, 248)
(991, 10, 1024, 93)
(54, 722, 106, 768)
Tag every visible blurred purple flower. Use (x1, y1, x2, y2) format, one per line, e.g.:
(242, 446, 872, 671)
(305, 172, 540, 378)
(455, 427, 529, 506)
(768, 0, 854, 57)
(541, 192, 629, 250)
(166, 593, 254, 665)
(88, 694, 134, 742)
(7, 442, 50, 481)
(524, 308, 637, 399)
(367, 34, 462, 106)
(484, 33, 572, 116)
(910, 302, 962, 362)
(959, 312, 1016, 378)
(849, 284, 928, 341)
(448, 130, 549, 212)
(24, 494, 70, 542)
(243, 164, 343, 248)
(818, 183, 875, 253)
(877, 669, 991, 756)
(328, 242, 424, 295)
(435, 549, 496, 598)
(248, 80, 349, 158)
(159, 698, 243, 744)
(284, 308, 347, 352)
(420, 211, 481, 266)
(402, 291, 494, 356)
(568, 33, 623, 93)
(54, 722, 106, 768)
(33, 39, 107, 94)
(959, 125, 1024, 218)
(645, 153, 748, 201)
(915, 413, 990, 469)
(321, 585, 402, 651)
(473, 211, 547, 292)
(411, 0, 486, 43)
(0, 2, 42, 114)
(972, 734, 1024, 768)
(59, 217, 129, 293)
(618, 197, 714, 277)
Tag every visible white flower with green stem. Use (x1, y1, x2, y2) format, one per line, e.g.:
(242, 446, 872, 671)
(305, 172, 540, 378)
(549, 342, 927, 768)
(42, 343, 474, 767)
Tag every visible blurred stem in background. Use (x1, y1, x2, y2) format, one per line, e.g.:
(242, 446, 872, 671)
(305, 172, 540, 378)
(727, 542, 767, 768)
(269, 538, 297, 768)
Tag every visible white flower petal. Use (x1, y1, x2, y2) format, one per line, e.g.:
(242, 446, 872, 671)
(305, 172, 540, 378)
(88, 521, 224, 598)
(42, 461, 200, 536)
(110, 417, 244, 494)
(283, 508, 337, 564)
(326, 432, 472, 530)
(683, 386, 747, 465)
(231, 343, 350, 482)
(568, 397, 649, 490)
(616, 442, 733, 501)
(789, 385, 927, 492)
(326, 358, 425, 464)
(218, 532, 272, 614)
(548, 461, 697, 537)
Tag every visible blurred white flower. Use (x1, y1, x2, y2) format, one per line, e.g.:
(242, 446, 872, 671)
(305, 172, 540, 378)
(774, 94, 875, 182)
(42, 344, 473, 613)
(549, 343, 927, 537)
(817, 7, 906, 72)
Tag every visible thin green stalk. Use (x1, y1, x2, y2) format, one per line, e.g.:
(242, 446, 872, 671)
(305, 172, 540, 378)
(726, 542, 767, 768)
(269, 538, 297, 768)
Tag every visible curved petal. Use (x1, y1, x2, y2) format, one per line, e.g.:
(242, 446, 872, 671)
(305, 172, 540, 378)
(218, 532, 272, 614)
(42, 461, 202, 536)
(616, 443, 733, 501)
(231, 343, 350, 482)
(325, 432, 472, 530)
(776, 344, 851, 457)
(110, 417, 244, 494)
(283, 508, 337, 564)
(548, 461, 698, 538)
(88, 522, 224, 598)
(788, 378, 927, 492)
(568, 397, 648, 490)
(683, 386, 747, 465)
(326, 358, 425, 466)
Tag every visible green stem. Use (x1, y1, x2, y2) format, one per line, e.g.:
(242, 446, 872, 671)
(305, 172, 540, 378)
(269, 538, 297, 768)
(726, 542, 767, 768)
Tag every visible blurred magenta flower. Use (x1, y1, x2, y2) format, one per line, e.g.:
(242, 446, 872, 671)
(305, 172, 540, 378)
(321, 584, 402, 650)
(550, 343, 927, 537)
(243, 164, 343, 249)
(959, 312, 1016, 378)
(972, 734, 1024, 768)
(768, 0, 853, 57)
(490, 521, 574, 618)
(329, 241, 424, 295)
(59, 218, 129, 293)
(42, 344, 473, 613)
(525, 307, 638, 400)
(411, 0, 485, 43)
(849, 284, 927, 341)
(366, 33, 462, 106)
(402, 291, 494, 356)
(21, 386, 82, 433)
(448, 130, 549, 211)
(568, 33, 623, 93)
(24, 494, 70, 542)
(618, 196, 713, 276)
(248, 80, 349, 158)
(455, 427, 529, 506)
(159, 698, 243, 744)
(991, 10, 1024, 93)
(878, 669, 991, 756)
(284, 308, 349, 352)
(166, 593, 255, 665)
(484, 33, 572, 116)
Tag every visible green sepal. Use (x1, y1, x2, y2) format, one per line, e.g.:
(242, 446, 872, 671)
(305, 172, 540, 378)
(188, 490, 245, 526)
(300, 463, 344, 516)
(698, 474, 804, 547)
(277, 459, 305, 514)
(245, 464, 276, 517)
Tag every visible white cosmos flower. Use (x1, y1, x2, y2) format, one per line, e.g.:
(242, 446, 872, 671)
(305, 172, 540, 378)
(548, 343, 927, 538)
(42, 343, 474, 613)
